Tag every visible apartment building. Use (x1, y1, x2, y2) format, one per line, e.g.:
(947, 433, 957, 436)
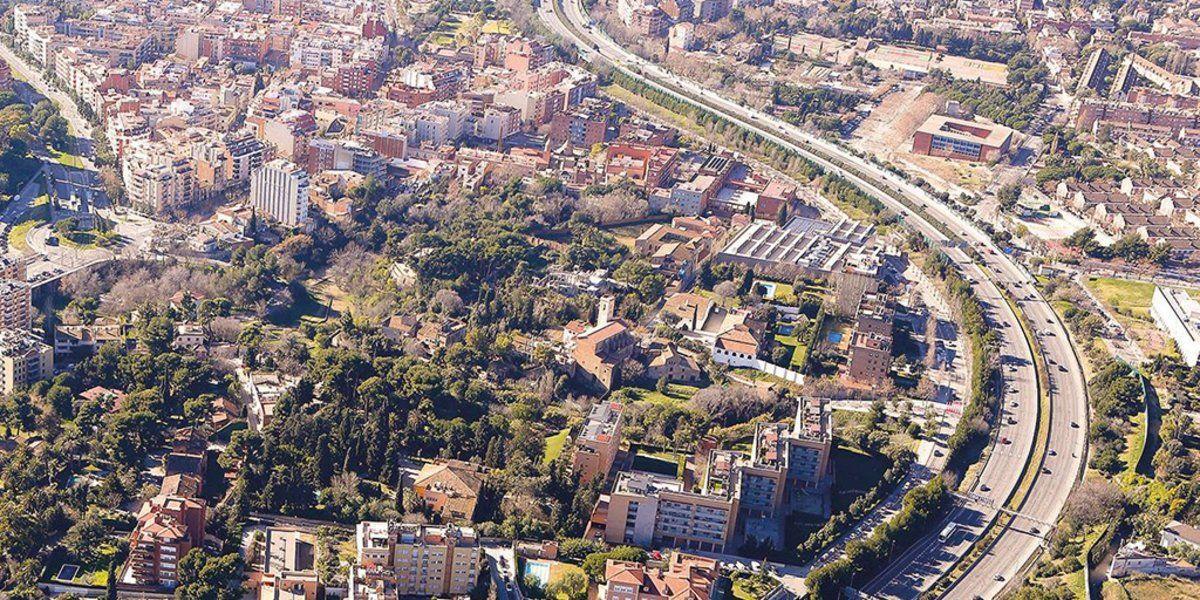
(1151, 286, 1200, 366)
(0, 328, 54, 395)
(250, 159, 310, 227)
(122, 140, 196, 214)
(350, 523, 481, 599)
(0, 256, 26, 282)
(0, 279, 32, 331)
(604, 470, 739, 553)
(751, 398, 832, 493)
(847, 293, 895, 385)
(127, 494, 207, 588)
(572, 401, 625, 484)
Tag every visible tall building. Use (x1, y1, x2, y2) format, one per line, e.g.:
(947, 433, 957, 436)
(0, 279, 32, 331)
(572, 401, 624, 484)
(127, 494, 207, 588)
(847, 293, 895, 385)
(600, 398, 832, 551)
(0, 328, 53, 394)
(122, 141, 197, 214)
(250, 159, 310, 227)
(350, 522, 481, 599)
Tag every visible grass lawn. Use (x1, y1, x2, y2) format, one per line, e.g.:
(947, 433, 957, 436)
(1085, 277, 1157, 321)
(773, 330, 809, 371)
(830, 444, 890, 513)
(621, 384, 699, 405)
(631, 446, 685, 477)
(755, 280, 796, 303)
(51, 149, 85, 169)
(1121, 411, 1147, 480)
(543, 427, 570, 466)
(1110, 577, 1200, 600)
(480, 19, 514, 34)
(7, 195, 51, 252)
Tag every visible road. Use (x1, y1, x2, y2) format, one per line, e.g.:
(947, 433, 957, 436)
(537, 3, 1088, 598)
(0, 41, 95, 148)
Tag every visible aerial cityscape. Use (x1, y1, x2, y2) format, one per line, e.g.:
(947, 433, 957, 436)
(0, 0, 1197, 599)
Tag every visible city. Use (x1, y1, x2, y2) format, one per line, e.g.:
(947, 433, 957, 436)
(0, 0, 1197, 599)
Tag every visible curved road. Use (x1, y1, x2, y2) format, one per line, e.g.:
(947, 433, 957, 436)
(538, 3, 1088, 598)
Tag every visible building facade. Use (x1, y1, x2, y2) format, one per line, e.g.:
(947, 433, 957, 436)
(351, 523, 481, 599)
(251, 158, 310, 227)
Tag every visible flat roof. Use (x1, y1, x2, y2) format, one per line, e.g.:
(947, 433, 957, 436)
(916, 114, 1013, 148)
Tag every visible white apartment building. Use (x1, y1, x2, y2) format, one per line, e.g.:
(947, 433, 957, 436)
(0, 328, 54, 395)
(250, 159, 310, 227)
(1151, 286, 1200, 366)
(122, 140, 196, 214)
(0, 279, 32, 331)
(475, 105, 521, 142)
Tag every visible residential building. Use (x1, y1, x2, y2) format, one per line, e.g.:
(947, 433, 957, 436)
(257, 527, 324, 600)
(0, 279, 32, 331)
(751, 398, 832, 493)
(604, 470, 738, 553)
(350, 522, 481, 599)
(127, 494, 207, 588)
(572, 401, 625, 484)
(412, 460, 484, 522)
(122, 140, 197, 214)
(251, 159, 310, 227)
(1150, 286, 1200, 366)
(0, 328, 53, 394)
(601, 554, 721, 600)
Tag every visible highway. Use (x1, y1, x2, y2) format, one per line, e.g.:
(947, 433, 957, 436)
(536, 2, 1088, 597)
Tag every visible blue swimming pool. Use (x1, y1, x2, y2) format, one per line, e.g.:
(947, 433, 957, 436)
(523, 560, 551, 586)
(827, 331, 843, 343)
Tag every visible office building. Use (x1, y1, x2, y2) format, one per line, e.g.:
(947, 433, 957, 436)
(251, 159, 310, 227)
(350, 523, 481, 599)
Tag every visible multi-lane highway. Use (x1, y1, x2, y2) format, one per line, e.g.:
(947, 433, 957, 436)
(537, 2, 1088, 597)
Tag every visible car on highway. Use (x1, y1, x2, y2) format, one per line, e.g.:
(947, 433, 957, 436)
(1071, 421, 1080, 428)
(1048, 449, 1057, 456)
(1000, 436, 1011, 444)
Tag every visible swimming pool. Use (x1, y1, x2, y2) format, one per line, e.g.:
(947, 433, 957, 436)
(827, 331, 843, 343)
(523, 560, 552, 586)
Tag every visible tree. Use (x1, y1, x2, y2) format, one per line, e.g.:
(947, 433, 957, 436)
(547, 569, 588, 600)
(996, 183, 1021, 210)
(713, 280, 739, 305)
(175, 549, 242, 600)
(64, 507, 111, 563)
(581, 546, 647, 582)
